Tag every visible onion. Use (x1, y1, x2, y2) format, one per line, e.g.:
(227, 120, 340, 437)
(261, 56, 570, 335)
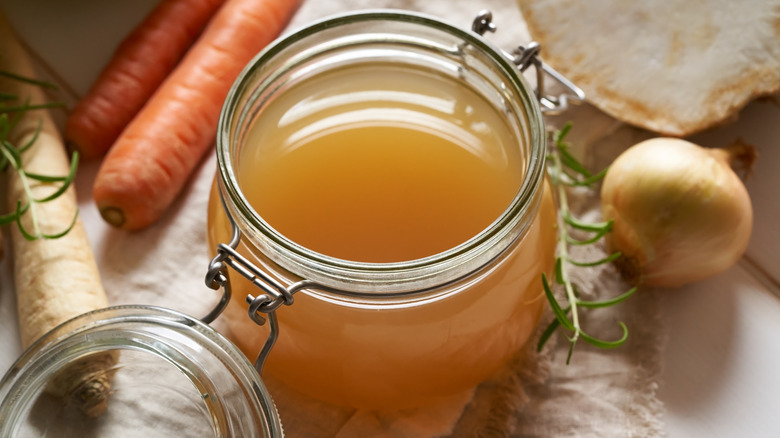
(600, 138, 754, 287)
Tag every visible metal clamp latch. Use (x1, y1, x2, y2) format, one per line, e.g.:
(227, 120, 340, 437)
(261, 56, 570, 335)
(472, 10, 585, 114)
(202, 192, 336, 374)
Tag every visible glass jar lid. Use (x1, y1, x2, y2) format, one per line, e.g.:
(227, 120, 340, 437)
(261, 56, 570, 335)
(0, 306, 283, 437)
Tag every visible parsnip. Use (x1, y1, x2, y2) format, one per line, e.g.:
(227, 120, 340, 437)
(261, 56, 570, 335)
(0, 13, 115, 416)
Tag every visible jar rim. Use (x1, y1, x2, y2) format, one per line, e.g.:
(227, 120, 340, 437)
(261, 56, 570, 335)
(216, 9, 546, 293)
(0, 305, 283, 437)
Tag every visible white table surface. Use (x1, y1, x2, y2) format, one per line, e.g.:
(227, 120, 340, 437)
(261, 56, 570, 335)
(0, 1, 778, 437)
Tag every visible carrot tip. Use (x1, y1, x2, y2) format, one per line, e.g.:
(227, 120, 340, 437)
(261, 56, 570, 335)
(65, 140, 79, 155)
(66, 140, 98, 161)
(99, 207, 126, 228)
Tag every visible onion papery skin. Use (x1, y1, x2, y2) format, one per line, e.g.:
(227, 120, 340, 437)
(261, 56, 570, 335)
(600, 138, 753, 288)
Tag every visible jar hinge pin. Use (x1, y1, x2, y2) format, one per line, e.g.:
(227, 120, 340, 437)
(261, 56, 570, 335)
(472, 10, 585, 115)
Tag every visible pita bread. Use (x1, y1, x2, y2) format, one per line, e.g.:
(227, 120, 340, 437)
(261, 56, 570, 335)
(517, 0, 780, 136)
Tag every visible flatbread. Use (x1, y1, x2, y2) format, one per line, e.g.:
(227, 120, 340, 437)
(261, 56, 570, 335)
(517, 0, 780, 136)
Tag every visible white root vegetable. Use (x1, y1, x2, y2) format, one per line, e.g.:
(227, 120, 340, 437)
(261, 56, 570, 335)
(600, 138, 754, 287)
(517, 0, 780, 136)
(0, 14, 115, 416)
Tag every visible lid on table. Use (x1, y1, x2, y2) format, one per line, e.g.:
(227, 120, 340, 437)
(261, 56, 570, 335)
(0, 305, 283, 438)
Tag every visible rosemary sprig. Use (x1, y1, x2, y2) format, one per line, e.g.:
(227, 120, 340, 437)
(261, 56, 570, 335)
(539, 123, 636, 364)
(0, 69, 77, 240)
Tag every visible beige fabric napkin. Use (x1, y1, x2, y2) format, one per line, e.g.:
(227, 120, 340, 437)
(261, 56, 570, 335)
(0, 1, 667, 436)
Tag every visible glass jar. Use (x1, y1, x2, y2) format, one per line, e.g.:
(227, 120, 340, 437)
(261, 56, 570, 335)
(0, 306, 283, 437)
(207, 10, 557, 410)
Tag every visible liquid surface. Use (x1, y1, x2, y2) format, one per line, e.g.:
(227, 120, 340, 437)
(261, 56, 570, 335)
(238, 64, 524, 262)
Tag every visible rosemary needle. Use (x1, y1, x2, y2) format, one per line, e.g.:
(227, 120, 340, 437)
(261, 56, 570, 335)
(0, 69, 76, 240)
(538, 123, 636, 364)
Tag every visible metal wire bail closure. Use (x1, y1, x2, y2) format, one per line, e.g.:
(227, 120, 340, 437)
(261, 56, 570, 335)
(471, 10, 585, 114)
(203, 189, 341, 374)
(201, 190, 290, 374)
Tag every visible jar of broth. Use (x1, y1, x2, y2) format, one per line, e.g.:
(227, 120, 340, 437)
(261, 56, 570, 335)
(207, 10, 558, 410)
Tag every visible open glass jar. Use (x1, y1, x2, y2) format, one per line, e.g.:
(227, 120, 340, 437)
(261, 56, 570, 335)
(206, 10, 558, 410)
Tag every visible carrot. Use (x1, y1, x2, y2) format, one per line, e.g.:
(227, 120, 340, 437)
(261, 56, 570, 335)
(64, 0, 226, 160)
(0, 14, 115, 416)
(93, 0, 301, 230)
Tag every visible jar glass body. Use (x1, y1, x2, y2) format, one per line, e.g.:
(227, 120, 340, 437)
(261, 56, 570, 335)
(208, 11, 556, 410)
(0, 306, 282, 437)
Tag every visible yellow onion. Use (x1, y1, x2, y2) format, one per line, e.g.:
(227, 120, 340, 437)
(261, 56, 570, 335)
(600, 138, 754, 287)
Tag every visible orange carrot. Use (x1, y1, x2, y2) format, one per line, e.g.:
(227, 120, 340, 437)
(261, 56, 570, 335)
(93, 0, 301, 230)
(64, 0, 226, 160)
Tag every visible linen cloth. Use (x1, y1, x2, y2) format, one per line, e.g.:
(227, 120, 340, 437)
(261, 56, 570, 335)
(0, 1, 667, 436)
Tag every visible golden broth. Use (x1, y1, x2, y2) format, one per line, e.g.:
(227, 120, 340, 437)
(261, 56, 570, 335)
(208, 63, 556, 409)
